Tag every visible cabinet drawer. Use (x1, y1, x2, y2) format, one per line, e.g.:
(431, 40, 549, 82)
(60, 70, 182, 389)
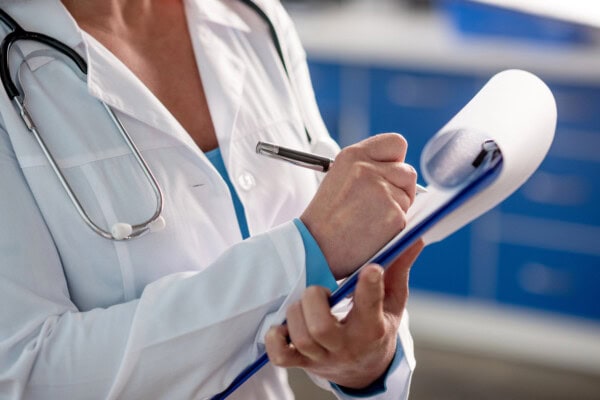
(548, 81, 600, 131)
(495, 243, 600, 320)
(501, 156, 600, 225)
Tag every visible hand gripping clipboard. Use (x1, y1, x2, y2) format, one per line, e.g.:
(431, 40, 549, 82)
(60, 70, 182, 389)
(211, 70, 557, 399)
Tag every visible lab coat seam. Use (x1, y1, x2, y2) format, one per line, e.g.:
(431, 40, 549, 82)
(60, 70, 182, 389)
(16, 143, 187, 170)
(80, 164, 135, 300)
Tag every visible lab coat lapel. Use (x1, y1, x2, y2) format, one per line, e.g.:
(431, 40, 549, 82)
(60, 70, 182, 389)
(2, 0, 201, 154)
(2, 0, 250, 157)
(84, 0, 251, 156)
(84, 35, 201, 154)
(184, 0, 249, 148)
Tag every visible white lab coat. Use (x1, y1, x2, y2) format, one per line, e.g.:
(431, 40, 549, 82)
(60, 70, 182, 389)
(0, 0, 415, 399)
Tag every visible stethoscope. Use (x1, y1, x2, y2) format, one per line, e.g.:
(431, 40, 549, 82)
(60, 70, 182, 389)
(0, 5, 507, 400)
(0, 1, 289, 241)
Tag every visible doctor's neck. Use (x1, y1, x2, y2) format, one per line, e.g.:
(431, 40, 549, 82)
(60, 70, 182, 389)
(61, 0, 184, 35)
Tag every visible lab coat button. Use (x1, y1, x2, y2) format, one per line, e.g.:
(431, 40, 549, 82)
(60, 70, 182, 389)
(238, 172, 256, 191)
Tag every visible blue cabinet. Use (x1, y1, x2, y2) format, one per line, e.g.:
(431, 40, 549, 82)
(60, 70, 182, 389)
(496, 243, 600, 319)
(308, 59, 600, 321)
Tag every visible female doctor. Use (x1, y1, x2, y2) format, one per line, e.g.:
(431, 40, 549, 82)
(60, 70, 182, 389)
(0, 0, 422, 399)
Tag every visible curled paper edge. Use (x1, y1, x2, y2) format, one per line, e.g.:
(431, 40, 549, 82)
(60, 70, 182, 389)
(421, 69, 557, 244)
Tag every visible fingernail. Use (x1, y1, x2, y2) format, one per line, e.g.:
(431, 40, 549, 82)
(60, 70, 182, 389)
(369, 267, 383, 283)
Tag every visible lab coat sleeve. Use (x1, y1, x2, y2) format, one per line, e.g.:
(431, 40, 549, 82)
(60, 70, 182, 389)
(0, 124, 309, 399)
(269, 2, 417, 398)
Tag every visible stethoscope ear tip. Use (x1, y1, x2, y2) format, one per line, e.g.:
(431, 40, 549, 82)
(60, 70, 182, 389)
(110, 217, 165, 240)
(111, 223, 133, 240)
(149, 216, 166, 233)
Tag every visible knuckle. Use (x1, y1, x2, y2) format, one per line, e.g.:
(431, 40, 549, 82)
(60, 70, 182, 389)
(308, 320, 333, 342)
(293, 335, 315, 352)
(303, 285, 325, 301)
(352, 162, 376, 183)
(391, 206, 407, 230)
(371, 322, 387, 341)
(287, 302, 302, 317)
(403, 163, 418, 182)
(363, 318, 387, 342)
(338, 146, 362, 163)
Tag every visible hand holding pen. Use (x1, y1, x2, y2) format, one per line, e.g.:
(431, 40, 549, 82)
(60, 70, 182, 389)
(257, 133, 424, 392)
(256, 140, 427, 193)
(257, 133, 422, 279)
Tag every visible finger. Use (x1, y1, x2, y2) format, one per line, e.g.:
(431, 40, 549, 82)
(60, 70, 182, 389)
(301, 286, 343, 352)
(265, 324, 307, 368)
(362, 133, 408, 162)
(383, 239, 425, 316)
(377, 162, 418, 206)
(351, 161, 415, 214)
(385, 184, 413, 218)
(346, 264, 386, 338)
(286, 301, 329, 361)
(333, 134, 407, 165)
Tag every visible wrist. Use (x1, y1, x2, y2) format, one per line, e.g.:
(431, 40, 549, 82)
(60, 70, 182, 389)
(331, 338, 398, 396)
(331, 333, 397, 390)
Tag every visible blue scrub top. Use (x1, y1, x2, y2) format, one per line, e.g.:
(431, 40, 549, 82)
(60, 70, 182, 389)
(205, 148, 336, 291)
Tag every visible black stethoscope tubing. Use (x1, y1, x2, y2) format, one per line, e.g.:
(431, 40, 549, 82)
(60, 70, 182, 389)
(0, 7, 165, 241)
(0, 8, 87, 100)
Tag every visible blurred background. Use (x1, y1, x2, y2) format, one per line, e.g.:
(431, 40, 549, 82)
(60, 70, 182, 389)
(281, 0, 600, 398)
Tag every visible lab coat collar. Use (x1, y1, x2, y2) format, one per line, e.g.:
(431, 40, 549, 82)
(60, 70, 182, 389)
(83, 32, 202, 155)
(1, 0, 250, 156)
(0, 0, 251, 47)
(185, 0, 251, 32)
(82, 0, 250, 154)
(0, 0, 84, 49)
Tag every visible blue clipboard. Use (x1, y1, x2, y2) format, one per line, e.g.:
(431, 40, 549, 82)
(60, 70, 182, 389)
(211, 140, 504, 400)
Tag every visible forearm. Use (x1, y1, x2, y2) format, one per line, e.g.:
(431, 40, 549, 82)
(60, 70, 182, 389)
(1, 222, 308, 399)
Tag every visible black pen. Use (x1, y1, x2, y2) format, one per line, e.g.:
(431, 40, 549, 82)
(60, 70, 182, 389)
(256, 141, 428, 194)
(256, 141, 334, 172)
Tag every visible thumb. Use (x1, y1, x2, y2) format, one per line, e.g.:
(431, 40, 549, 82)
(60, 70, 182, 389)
(347, 264, 385, 327)
(383, 239, 424, 316)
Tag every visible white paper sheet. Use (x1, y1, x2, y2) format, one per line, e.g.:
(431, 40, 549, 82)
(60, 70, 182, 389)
(375, 69, 557, 254)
